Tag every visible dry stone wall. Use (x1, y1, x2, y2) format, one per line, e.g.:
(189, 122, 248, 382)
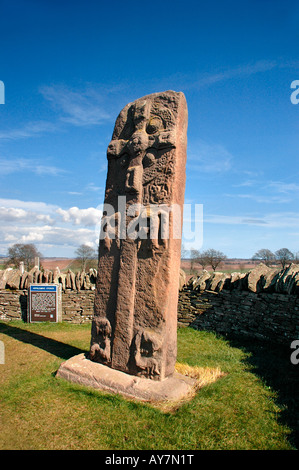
(186, 263, 299, 296)
(0, 290, 95, 323)
(0, 290, 27, 321)
(1, 263, 299, 345)
(178, 263, 299, 344)
(62, 291, 94, 323)
(0, 266, 97, 291)
(0, 266, 97, 323)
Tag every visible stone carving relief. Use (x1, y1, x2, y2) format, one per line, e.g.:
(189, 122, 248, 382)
(134, 328, 162, 379)
(89, 91, 188, 381)
(89, 317, 112, 364)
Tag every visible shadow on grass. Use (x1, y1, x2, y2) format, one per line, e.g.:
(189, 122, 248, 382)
(0, 322, 86, 360)
(225, 334, 299, 450)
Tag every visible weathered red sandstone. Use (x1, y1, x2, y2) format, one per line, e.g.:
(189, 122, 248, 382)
(89, 90, 188, 381)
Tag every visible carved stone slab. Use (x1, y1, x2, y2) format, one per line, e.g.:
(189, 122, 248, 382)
(89, 91, 188, 381)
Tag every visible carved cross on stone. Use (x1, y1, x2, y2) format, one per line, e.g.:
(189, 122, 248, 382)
(89, 90, 188, 381)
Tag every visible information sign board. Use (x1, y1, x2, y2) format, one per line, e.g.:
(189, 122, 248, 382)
(28, 284, 61, 323)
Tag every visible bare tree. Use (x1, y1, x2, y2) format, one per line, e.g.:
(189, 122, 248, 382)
(6, 243, 42, 271)
(197, 251, 210, 270)
(190, 248, 200, 273)
(275, 248, 294, 269)
(198, 249, 227, 271)
(252, 248, 275, 267)
(180, 243, 188, 260)
(75, 244, 97, 271)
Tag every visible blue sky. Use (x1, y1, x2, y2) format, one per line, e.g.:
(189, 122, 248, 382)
(0, 0, 299, 258)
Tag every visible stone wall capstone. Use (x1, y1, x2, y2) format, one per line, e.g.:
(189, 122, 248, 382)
(0, 266, 97, 291)
(185, 263, 299, 296)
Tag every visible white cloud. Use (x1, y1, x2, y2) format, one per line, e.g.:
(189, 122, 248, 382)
(0, 224, 99, 254)
(56, 206, 102, 227)
(21, 232, 45, 242)
(40, 85, 111, 127)
(85, 182, 103, 192)
(0, 157, 66, 176)
(224, 192, 292, 204)
(233, 179, 258, 188)
(228, 178, 299, 203)
(194, 60, 278, 89)
(205, 211, 299, 228)
(0, 199, 101, 256)
(0, 83, 113, 144)
(187, 140, 233, 173)
(0, 198, 58, 214)
(267, 181, 299, 193)
(0, 195, 298, 258)
(0, 121, 58, 141)
(0, 206, 54, 224)
(4, 234, 18, 242)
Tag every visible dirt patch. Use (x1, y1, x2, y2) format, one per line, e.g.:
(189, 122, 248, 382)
(41, 259, 73, 271)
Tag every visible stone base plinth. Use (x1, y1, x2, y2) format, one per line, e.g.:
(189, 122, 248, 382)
(56, 353, 197, 403)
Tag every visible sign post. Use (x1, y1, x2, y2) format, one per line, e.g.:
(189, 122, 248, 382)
(28, 284, 62, 323)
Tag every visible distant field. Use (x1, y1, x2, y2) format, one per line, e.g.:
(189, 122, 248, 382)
(180, 259, 257, 277)
(1, 258, 258, 274)
(41, 258, 74, 271)
(0, 258, 75, 272)
(44, 258, 259, 274)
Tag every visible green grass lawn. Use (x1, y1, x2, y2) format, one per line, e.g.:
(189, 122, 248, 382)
(0, 321, 295, 450)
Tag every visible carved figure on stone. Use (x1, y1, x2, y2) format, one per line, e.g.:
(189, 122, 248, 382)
(134, 328, 162, 379)
(89, 317, 112, 364)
